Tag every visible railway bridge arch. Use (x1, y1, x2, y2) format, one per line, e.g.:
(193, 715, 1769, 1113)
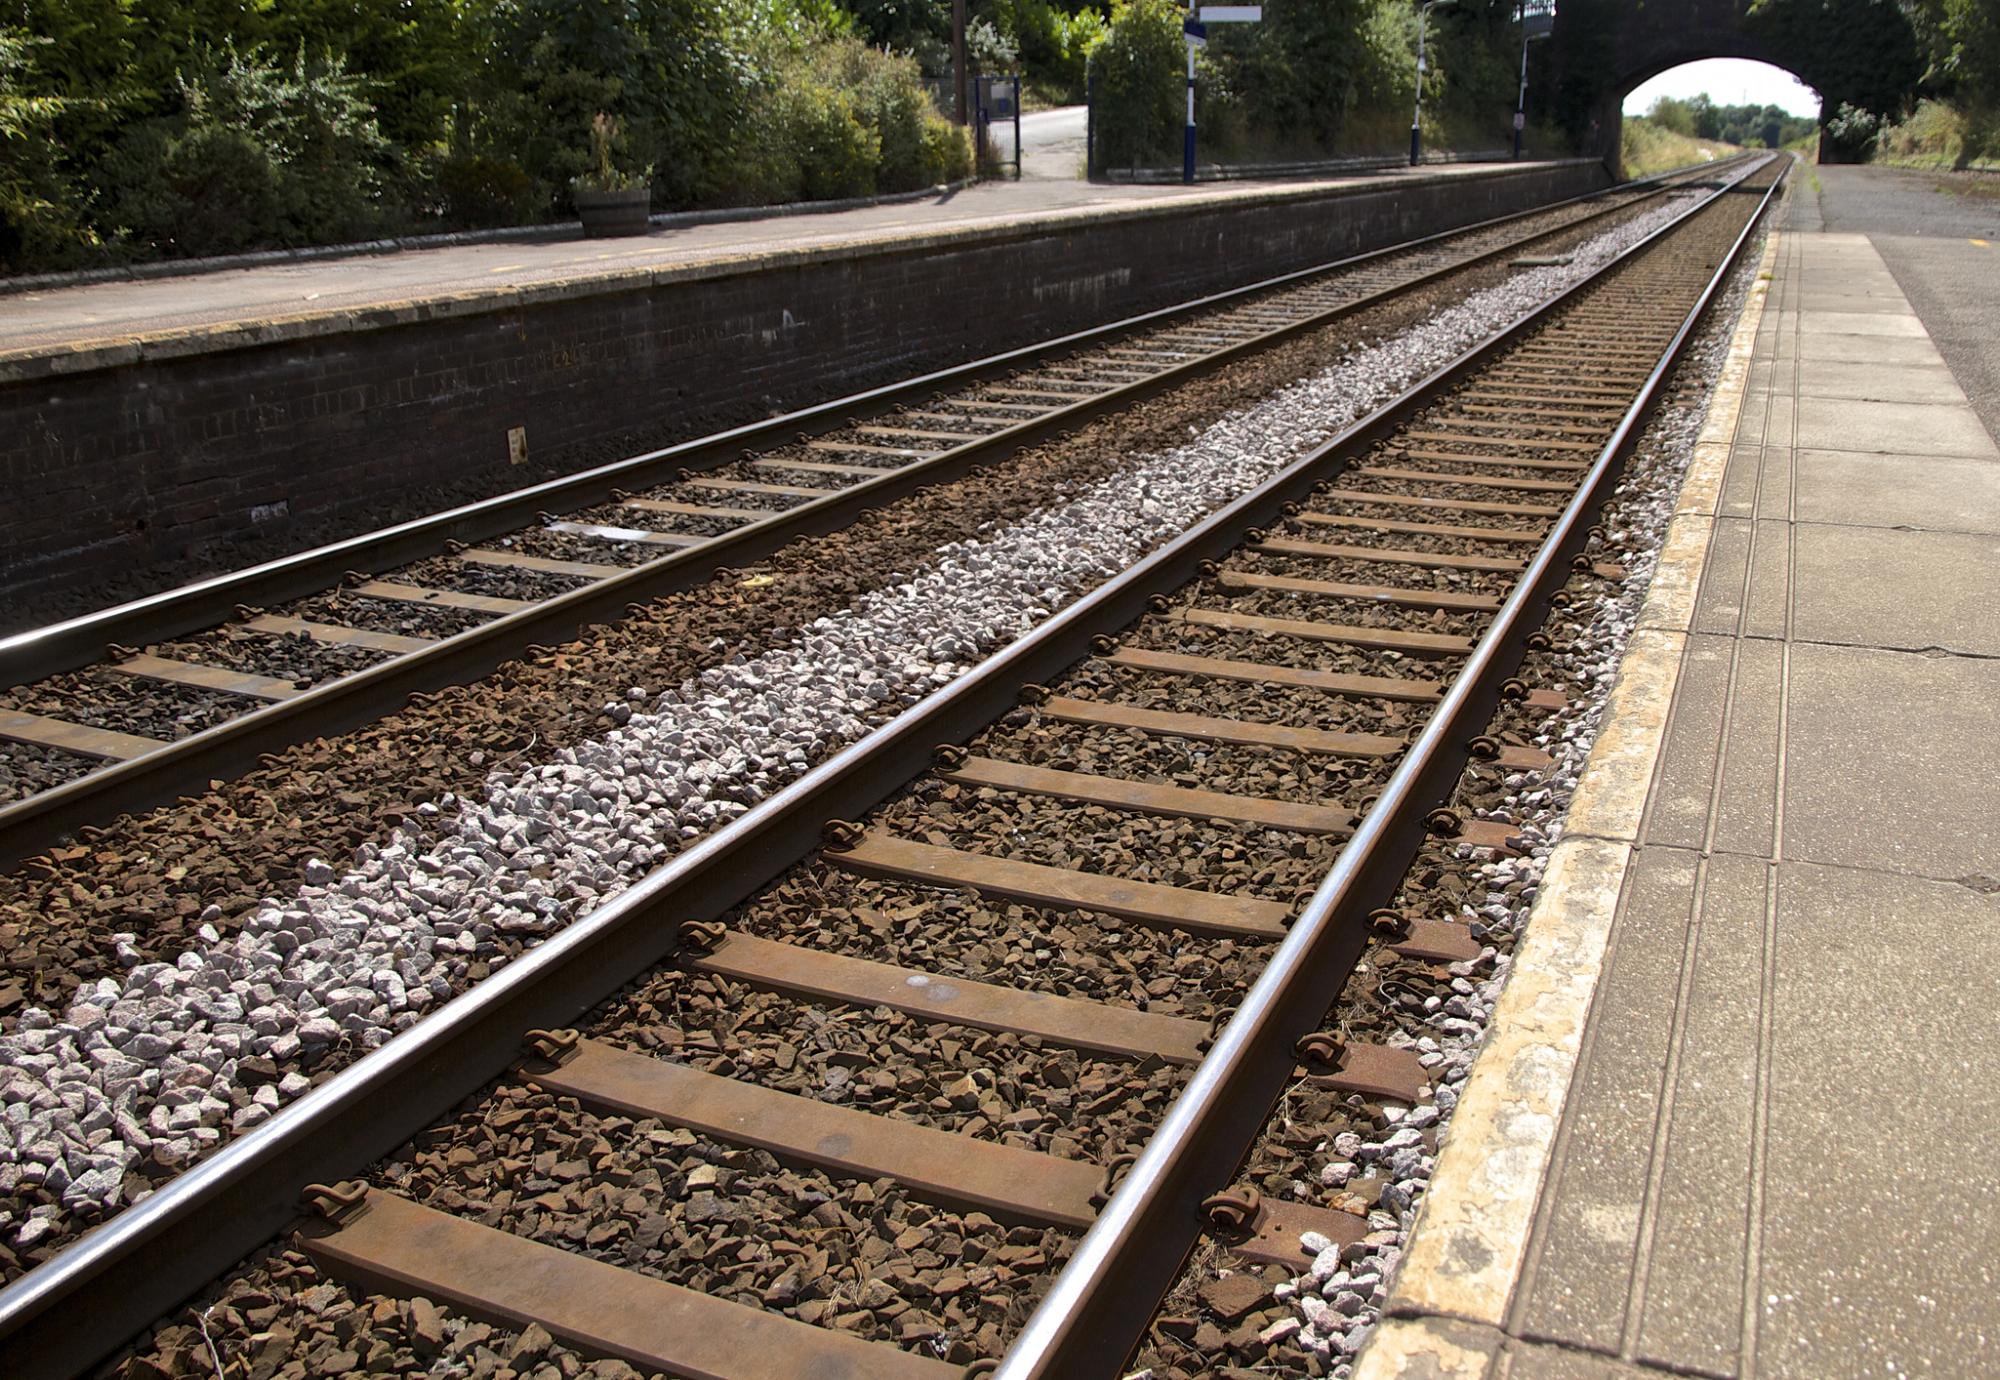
(1542, 0, 1926, 169)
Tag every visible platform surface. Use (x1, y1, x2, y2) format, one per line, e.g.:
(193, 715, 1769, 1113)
(1361, 167, 2000, 1379)
(0, 156, 1571, 366)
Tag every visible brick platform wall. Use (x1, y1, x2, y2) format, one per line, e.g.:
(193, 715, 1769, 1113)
(0, 162, 1607, 602)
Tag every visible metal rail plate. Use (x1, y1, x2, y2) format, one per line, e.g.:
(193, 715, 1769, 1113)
(1104, 647, 1440, 703)
(1287, 512, 1541, 544)
(0, 710, 165, 762)
(690, 933, 1209, 1064)
(1253, 537, 1524, 573)
(529, 1038, 1103, 1228)
(826, 830, 1291, 938)
(942, 756, 1355, 835)
(1226, 1197, 1368, 1269)
(1038, 695, 1404, 758)
(300, 1189, 956, 1380)
(350, 581, 534, 615)
(240, 615, 434, 654)
(113, 654, 301, 701)
(1179, 608, 1474, 657)
(1392, 919, 1482, 964)
(1213, 570, 1501, 613)
(1306, 1041, 1431, 1102)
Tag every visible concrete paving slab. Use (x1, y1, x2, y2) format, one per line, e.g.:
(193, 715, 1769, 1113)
(1791, 523, 2000, 654)
(1513, 847, 1701, 1355)
(1793, 359, 1968, 405)
(1793, 394, 2000, 459)
(1707, 637, 1783, 861)
(1716, 445, 1791, 521)
(1690, 517, 1787, 639)
(1871, 233, 2000, 455)
(1631, 851, 1766, 1376)
(1498, 1339, 1659, 1380)
(1759, 863, 2000, 1379)
(1783, 641, 2000, 880)
(1639, 635, 1733, 850)
(1792, 291, 1916, 313)
(1776, 332, 1942, 366)
(1791, 450, 2000, 532)
(1794, 310, 1928, 338)
(1790, 268, 1900, 290)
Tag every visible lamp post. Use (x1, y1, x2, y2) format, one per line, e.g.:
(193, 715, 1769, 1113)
(1513, 2, 1552, 159)
(1410, 0, 1455, 167)
(952, 0, 969, 127)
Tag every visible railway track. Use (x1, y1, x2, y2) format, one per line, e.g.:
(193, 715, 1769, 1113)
(0, 153, 1783, 1378)
(0, 159, 1750, 867)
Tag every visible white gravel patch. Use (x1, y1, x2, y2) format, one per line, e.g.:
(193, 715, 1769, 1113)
(0, 194, 1702, 1245)
(1263, 232, 1765, 1371)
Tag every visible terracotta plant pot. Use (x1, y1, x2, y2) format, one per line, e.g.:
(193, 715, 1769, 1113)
(574, 186, 651, 238)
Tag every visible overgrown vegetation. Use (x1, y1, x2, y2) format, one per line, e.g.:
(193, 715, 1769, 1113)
(1641, 94, 1814, 150)
(1894, 0, 1999, 166)
(0, 0, 975, 275)
(1621, 116, 1741, 179)
(1085, 0, 1545, 173)
(1872, 97, 2000, 168)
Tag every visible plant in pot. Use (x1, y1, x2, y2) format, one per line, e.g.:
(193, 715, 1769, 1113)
(572, 113, 652, 238)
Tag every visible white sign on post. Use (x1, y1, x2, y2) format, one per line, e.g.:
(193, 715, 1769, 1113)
(1199, 5, 1263, 19)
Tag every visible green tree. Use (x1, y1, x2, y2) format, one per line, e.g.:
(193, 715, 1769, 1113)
(1085, 0, 1184, 168)
(1647, 94, 1697, 135)
(0, 28, 97, 270)
(1900, 0, 2000, 162)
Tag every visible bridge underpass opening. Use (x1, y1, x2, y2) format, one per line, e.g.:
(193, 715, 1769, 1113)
(1620, 58, 1823, 173)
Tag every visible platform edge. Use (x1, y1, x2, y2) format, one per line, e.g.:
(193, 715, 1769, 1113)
(1359, 224, 1781, 1361)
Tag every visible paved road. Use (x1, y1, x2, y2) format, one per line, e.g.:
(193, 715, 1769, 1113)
(1804, 163, 2000, 443)
(1019, 105, 1089, 180)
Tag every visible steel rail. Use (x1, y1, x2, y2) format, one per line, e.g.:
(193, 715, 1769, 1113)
(994, 159, 1788, 1380)
(0, 156, 1774, 1380)
(5, 163, 1725, 688)
(0, 162, 1750, 869)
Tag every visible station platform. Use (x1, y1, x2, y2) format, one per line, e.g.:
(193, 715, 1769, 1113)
(0, 158, 1583, 374)
(2, 154, 1607, 614)
(1359, 199, 2000, 1375)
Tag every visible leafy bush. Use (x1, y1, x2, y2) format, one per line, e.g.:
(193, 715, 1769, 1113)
(1087, 0, 1185, 170)
(99, 122, 286, 257)
(92, 43, 394, 257)
(1621, 114, 1734, 178)
(1823, 101, 1883, 161)
(433, 153, 540, 229)
(730, 36, 968, 203)
(0, 0, 977, 273)
(0, 28, 97, 271)
(1872, 96, 2000, 168)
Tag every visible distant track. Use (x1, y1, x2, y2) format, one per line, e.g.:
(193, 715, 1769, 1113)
(0, 158, 1751, 868)
(0, 154, 1782, 1380)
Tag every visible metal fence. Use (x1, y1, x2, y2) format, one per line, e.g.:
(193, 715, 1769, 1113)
(920, 73, 1022, 178)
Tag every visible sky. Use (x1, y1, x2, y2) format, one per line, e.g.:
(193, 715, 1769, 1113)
(1622, 59, 1822, 117)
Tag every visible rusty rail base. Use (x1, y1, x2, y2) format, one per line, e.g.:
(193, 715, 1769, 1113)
(0, 158, 1773, 1380)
